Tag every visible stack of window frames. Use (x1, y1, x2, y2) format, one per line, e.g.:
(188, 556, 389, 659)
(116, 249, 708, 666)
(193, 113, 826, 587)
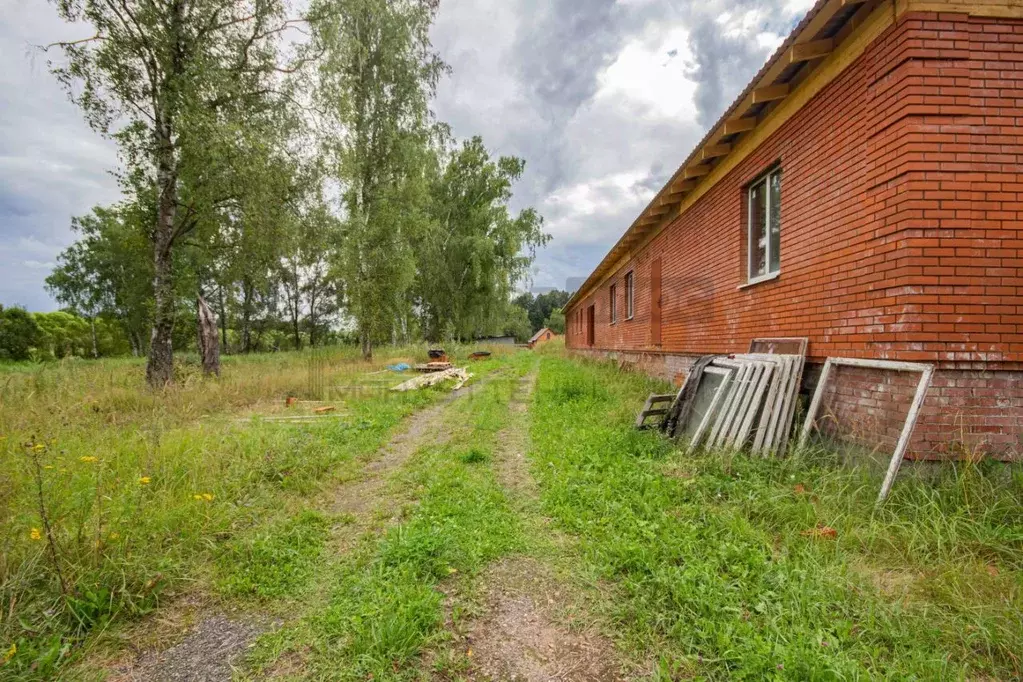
(678, 351, 806, 456)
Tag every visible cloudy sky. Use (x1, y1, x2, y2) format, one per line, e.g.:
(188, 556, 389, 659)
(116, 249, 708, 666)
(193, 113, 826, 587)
(0, 0, 813, 311)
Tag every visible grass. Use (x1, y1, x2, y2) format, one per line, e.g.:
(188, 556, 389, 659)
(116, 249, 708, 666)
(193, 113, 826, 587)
(215, 509, 331, 600)
(5, 343, 1020, 680)
(245, 355, 531, 681)
(0, 343, 517, 679)
(528, 353, 1023, 680)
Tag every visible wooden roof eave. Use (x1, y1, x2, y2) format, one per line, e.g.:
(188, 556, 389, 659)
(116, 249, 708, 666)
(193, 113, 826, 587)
(563, 0, 875, 313)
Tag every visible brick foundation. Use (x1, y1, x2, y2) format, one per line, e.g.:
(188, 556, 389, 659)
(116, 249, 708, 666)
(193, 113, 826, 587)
(571, 348, 1022, 460)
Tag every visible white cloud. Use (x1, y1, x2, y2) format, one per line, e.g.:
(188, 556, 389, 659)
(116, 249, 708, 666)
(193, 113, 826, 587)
(595, 26, 698, 122)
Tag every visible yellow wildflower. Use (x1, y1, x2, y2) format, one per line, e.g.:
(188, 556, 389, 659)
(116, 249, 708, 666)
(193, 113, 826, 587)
(109, 532, 120, 540)
(202, 493, 214, 501)
(139, 476, 151, 485)
(32, 443, 45, 451)
(30, 528, 42, 541)
(3, 642, 15, 664)
(79, 456, 97, 463)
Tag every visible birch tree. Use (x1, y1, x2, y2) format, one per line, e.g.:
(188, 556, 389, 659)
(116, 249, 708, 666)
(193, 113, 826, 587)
(47, 0, 300, 385)
(312, 0, 444, 359)
(418, 137, 548, 341)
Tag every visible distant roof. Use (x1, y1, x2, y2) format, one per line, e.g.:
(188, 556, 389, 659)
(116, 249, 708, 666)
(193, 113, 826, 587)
(528, 328, 551, 344)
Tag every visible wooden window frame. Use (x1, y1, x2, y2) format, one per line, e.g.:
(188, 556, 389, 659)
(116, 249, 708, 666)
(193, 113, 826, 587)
(609, 283, 617, 324)
(746, 166, 782, 285)
(624, 271, 634, 321)
(798, 357, 935, 504)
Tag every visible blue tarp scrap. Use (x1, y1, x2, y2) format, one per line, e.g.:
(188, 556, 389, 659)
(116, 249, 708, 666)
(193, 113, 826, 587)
(387, 363, 411, 372)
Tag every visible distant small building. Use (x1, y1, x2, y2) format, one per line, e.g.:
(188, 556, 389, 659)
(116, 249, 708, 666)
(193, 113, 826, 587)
(527, 328, 556, 349)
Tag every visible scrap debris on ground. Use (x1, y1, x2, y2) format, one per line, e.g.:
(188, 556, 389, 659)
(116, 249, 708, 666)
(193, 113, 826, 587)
(391, 366, 472, 392)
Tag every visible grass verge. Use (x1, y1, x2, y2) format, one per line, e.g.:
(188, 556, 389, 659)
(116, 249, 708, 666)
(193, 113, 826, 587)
(529, 354, 1023, 680)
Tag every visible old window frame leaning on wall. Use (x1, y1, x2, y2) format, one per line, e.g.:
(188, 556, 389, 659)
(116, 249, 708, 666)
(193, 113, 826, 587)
(797, 357, 935, 504)
(610, 283, 617, 324)
(625, 271, 634, 320)
(748, 167, 782, 284)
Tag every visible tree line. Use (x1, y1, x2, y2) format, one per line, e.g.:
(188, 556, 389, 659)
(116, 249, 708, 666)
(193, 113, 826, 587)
(40, 0, 550, 385)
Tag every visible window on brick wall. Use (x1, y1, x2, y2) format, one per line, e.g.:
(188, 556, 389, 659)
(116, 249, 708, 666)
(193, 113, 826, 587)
(625, 271, 634, 320)
(609, 283, 617, 324)
(747, 167, 782, 283)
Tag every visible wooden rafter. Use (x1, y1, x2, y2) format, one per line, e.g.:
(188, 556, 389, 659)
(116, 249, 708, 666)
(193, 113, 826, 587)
(702, 143, 732, 159)
(683, 164, 712, 179)
(723, 117, 757, 135)
(789, 38, 834, 62)
(752, 84, 790, 103)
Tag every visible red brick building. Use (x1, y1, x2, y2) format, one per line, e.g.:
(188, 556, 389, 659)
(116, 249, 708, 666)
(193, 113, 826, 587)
(563, 0, 1023, 458)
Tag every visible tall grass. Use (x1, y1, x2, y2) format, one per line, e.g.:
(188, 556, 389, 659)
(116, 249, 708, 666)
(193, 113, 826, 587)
(0, 344, 514, 679)
(529, 354, 1023, 680)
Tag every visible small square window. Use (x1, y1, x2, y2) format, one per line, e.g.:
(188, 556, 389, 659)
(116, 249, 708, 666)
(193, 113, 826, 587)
(609, 283, 617, 324)
(748, 167, 782, 282)
(625, 271, 634, 320)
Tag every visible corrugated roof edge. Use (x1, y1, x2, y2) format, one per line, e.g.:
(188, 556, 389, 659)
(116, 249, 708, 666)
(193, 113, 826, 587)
(562, 0, 842, 313)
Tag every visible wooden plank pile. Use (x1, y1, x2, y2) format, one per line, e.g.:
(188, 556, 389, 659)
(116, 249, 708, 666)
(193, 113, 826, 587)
(391, 367, 471, 392)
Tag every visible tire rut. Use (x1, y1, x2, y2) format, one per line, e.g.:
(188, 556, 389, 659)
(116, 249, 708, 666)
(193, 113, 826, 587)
(454, 365, 628, 682)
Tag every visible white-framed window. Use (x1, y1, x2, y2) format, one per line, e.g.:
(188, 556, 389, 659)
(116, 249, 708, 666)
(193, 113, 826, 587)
(625, 271, 634, 320)
(747, 167, 782, 283)
(609, 283, 617, 324)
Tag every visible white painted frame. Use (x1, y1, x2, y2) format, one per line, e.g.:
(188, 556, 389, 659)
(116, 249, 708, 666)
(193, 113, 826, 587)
(798, 357, 935, 503)
(685, 365, 736, 450)
(747, 167, 782, 284)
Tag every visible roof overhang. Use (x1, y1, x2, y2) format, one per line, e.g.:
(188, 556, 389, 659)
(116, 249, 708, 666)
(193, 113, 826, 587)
(563, 0, 881, 312)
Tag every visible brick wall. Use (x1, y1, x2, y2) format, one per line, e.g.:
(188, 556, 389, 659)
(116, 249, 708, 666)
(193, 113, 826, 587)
(565, 11, 1023, 458)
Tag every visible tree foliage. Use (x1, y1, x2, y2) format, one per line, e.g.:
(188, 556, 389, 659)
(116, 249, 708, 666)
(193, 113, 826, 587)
(512, 290, 572, 334)
(418, 136, 548, 342)
(33, 0, 551, 371)
(0, 306, 42, 361)
(312, 0, 444, 357)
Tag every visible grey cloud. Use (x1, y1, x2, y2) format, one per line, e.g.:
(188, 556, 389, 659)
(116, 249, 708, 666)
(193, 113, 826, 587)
(0, 0, 120, 311)
(681, 0, 803, 127)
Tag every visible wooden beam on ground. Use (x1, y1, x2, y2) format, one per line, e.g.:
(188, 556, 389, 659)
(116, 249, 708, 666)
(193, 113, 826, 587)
(789, 38, 834, 63)
(683, 164, 712, 179)
(702, 143, 732, 159)
(723, 117, 757, 135)
(752, 84, 790, 103)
